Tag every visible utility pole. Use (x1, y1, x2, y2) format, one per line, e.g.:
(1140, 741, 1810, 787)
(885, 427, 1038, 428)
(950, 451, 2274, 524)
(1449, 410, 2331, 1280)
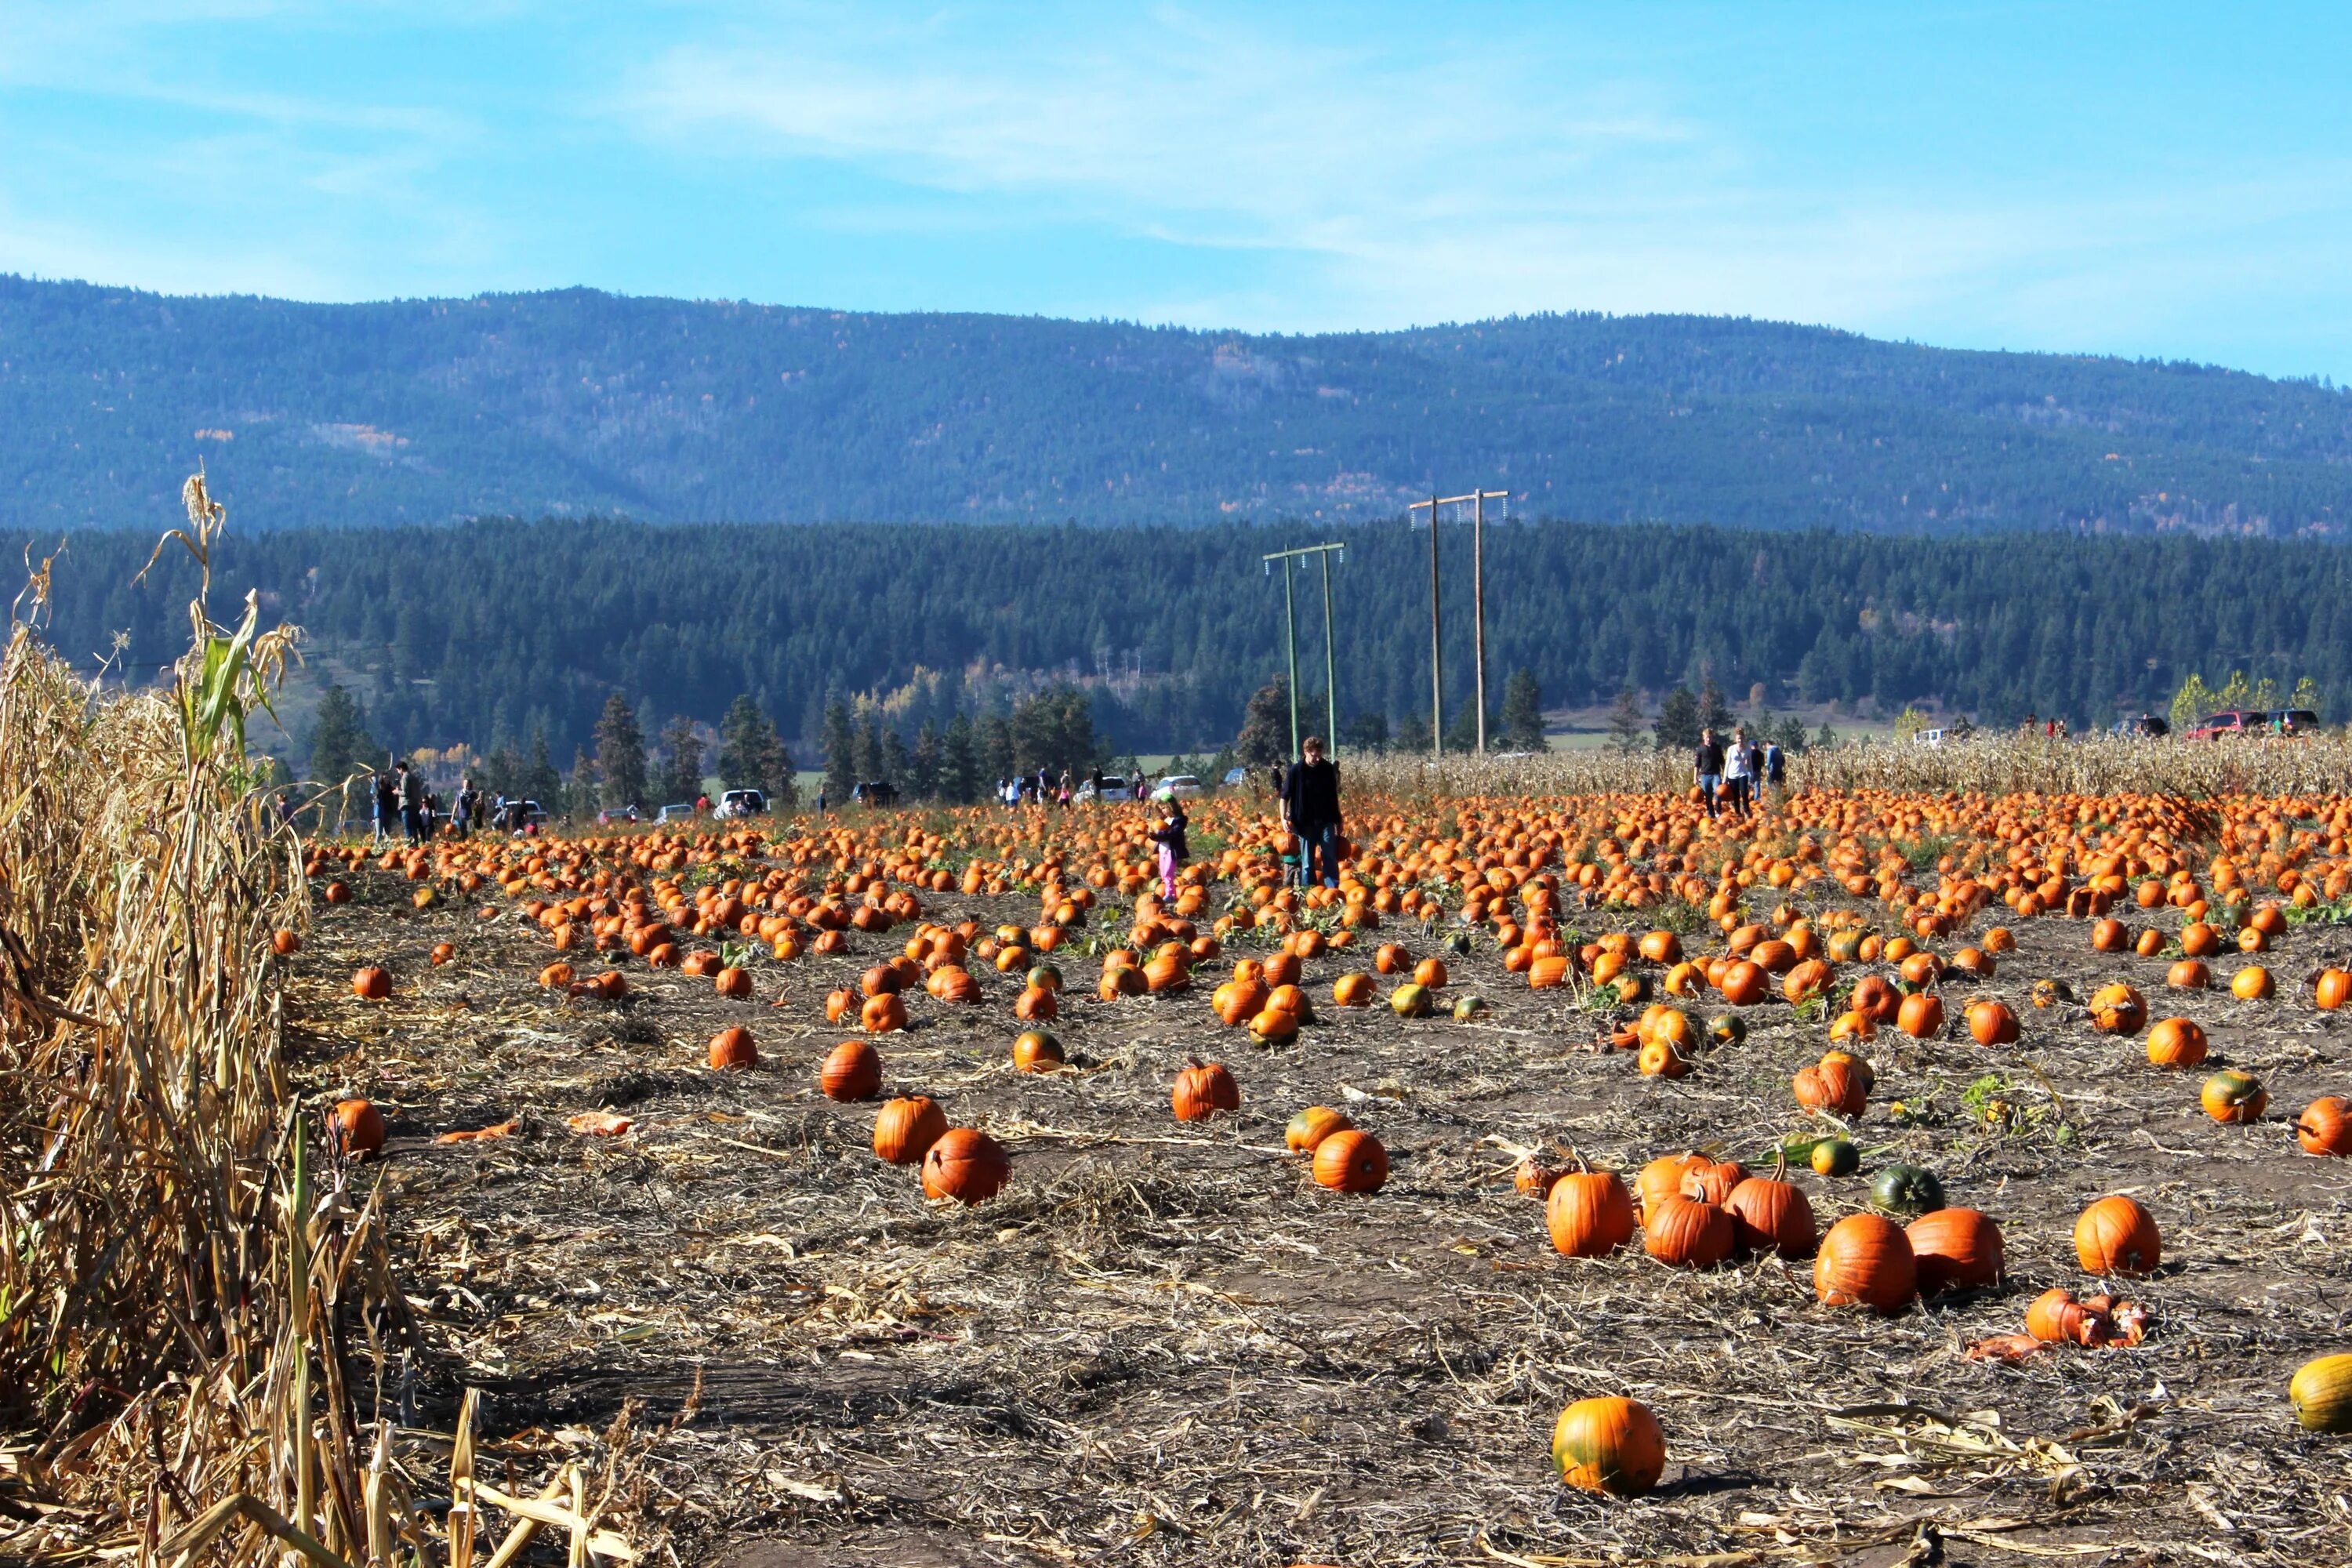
(1406, 490, 1506, 755)
(1261, 542, 1347, 757)
(1468, 488, 1506, 753)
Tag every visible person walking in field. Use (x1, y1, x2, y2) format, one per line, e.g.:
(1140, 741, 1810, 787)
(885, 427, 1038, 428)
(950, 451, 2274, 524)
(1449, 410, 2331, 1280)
(395, 762, 426, 843)
(1762, 736, 1787, 808)
(1149, 796, 1189, 902)
(1693, 728, 1725, 818)
(1282, 735, 1345, 890)
(1725, 727, 1756, 818)
(369, 770, 391, 844)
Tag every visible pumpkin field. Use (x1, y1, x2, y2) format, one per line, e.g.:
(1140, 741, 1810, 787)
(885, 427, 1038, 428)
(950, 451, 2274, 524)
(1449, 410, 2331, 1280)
(278, 779, 2352, 1567)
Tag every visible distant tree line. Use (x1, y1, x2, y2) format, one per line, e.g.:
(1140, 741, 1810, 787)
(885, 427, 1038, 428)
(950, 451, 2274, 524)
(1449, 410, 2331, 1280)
(24, 517, 2352, 780)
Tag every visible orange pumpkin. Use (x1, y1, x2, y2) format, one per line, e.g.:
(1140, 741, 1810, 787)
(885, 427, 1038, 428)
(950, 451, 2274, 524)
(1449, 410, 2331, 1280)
(820, 1040, 882, 1101)
(2086, 982, 2147, 1036)
(873, 1095, 949, 1164)
(351, 967, 391, 1000)
(1723, 1175, 1817, 1259)
(1312, 1128, 1388, 1192)
(922, 1127, 1010, 1202)
(707, 1026, 758, 1070)
(1905, 1207, 2003, 1294)
(2143, 1017, 2207, 1069)
(1964, 999, 2019, 1046)
(2296, 1095, 2352, 1157)
(1551, 1396, 1666, 1498)
(1642, 1195, 1733, 1268)
(2074, 1194, 2160, 1276)
(1171, 1061, 1241, 1121)
(332, 1098, 386, 1158)
(1286, 1105, 1352, 1152)
(1813, 1214, 1916, 1312)
(1895, 991, 1944, 1040)
(1547, 1170, 1637, 1258)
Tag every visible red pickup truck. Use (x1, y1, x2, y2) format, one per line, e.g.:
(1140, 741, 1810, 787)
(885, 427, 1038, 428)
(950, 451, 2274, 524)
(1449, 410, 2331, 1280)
(2186, 709, 2319, 739)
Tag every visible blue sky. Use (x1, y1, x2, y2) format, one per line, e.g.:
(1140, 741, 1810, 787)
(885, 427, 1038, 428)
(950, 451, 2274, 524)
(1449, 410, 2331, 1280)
(5, 2, 2349, 378)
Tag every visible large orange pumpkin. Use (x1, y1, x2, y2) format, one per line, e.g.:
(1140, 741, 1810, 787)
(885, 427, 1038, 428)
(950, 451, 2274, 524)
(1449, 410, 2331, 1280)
(1547, 1170, 1637, 1258)
(1642, 1195, 1733, 1268)
(1552, 1396, 1666, 1497)
(2297, 1096, 2352, 1157)
(820, 1040, 882, 1101)
(2074, 1194, 2160, 1276)
(1312, 1129, 1388, 1192)
(873, 1096, 948, 1164)
(1905, 1207, 2004, 1294)
(1723, 1175, 1817, 1259)
(922, 1127, 1010, 1202)
(707, 1026, 758, 1070)
(1814, 1213, 1916, 1312)
(1171, 1061, 1240, 1121)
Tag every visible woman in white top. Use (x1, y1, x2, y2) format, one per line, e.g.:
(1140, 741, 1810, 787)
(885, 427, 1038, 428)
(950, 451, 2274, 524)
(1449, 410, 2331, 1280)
(1724, 728, 1754, 818)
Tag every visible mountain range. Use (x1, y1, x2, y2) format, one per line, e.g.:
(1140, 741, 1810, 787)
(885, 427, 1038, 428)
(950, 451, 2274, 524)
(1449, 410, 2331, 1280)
(6, 274, 2350, 535)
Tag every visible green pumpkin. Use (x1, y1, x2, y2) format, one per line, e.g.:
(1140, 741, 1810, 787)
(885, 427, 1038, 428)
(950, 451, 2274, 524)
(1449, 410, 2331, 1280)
(1809, 1137, 1860, 1177)
(1706, 1014, 1747, 1047)
(1451, 993, 1489, 1021)
(1389, 982, 1434, 1018)
(1869, 1163, 1946, 1214)
(1446, 932, 1473, 956)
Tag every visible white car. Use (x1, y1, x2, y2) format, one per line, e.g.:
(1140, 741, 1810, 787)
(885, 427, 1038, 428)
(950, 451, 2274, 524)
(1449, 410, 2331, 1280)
(1912, 729, 1947, 748)
(654, 804, 696, 825)
(1073, 775, 1127, 804)
(716, 789, 768, 818)
(1152, 775, 1204, 800)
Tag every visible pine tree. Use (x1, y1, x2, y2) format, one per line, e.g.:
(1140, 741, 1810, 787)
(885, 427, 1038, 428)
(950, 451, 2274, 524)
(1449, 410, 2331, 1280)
(717, 695, 771, 788)
(521, 728, 562, 807)
(593, 692, 647, 808)
(564, 746, 597, 821)
(306, 684, 377, 784)
(1394, 710, 1433, 753)
(909, 720, 943, 800)
(880, 727, 911, 788)
(656, 715, 704, 804)
(1234, 677, 1294, 766)
(855, 713, 886, 786)
(977, 713, 1015, 786)
(1653, 685, 1700, 750)
(1498, 668, 1548, 751)
(822, 701, 858, 803)
(1697, 678, 1737, 737)
(1814, 721, 1837, 750)
(1606, 688, 1646, 753)
(942, 713, 980, 803)
(1341, 710, 1389, 755)
(1774, 714, 1809, 753)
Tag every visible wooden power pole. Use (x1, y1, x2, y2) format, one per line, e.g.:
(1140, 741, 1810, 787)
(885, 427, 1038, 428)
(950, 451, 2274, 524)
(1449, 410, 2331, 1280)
(1407, 489, 1508, 754)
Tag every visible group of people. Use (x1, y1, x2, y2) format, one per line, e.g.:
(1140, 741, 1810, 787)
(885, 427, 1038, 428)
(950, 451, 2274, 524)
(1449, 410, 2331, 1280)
(365, 763, 541, 841)
(1690, 726, 1785, 820)
(994, 768, 1151, 810)
(1142, 739, 1344, 902)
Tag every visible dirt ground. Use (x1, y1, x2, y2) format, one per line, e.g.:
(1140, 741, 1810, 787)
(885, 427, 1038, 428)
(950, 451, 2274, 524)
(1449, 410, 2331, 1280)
(289, 836, 2352, 1568)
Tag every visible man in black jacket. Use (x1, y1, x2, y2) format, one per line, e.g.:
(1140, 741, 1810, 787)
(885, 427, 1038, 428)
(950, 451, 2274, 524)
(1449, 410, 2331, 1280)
(1282, 736, 1344, 889)
(1693, 728, 1726, 819)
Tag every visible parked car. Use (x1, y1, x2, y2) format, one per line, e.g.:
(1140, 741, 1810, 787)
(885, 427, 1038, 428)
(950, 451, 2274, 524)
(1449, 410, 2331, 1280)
(597, 804, 640, 825)
(2273, 708, 2321, 735)
(1073, 775, 1128, 804)
(1152, 775, 1204, 800)
(1222, 766, 1250, 788)
(716, 789, 768, 818)
(2112, 713, 2170, 738)
(1912, 728, 1948, 748)
(2187, 710, 2267, 739)
(503, 799, 549, 828)
(654, 803, 695, 825)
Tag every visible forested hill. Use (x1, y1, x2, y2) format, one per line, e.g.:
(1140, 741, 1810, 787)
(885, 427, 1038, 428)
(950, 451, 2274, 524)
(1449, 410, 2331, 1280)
(5, 274, 2351, 535)
(21, 517, 2352, 763)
